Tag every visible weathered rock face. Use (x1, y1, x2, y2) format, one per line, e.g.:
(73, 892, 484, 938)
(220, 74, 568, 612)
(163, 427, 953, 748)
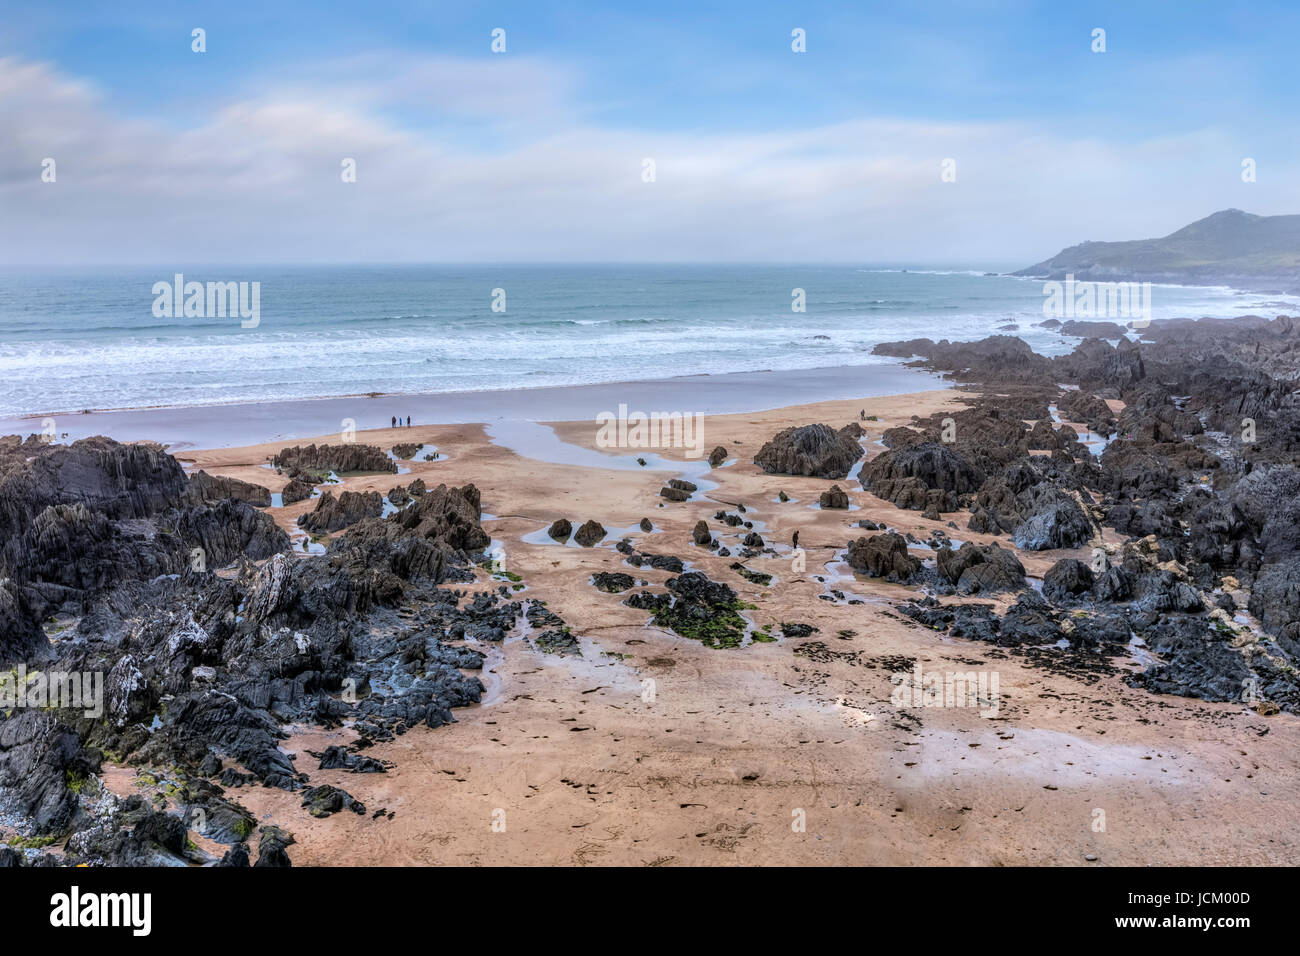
(0, 711, 100, 835)
(0, 436, 186, 541)
(1249, 556, 1300, 650)
(878, 318, 1300, 714)
(0, 436, 288, 664)
(692, 520, 712, 546)
(1043, 558, 1095, 603)
(185, 470, 271, 507)
(708, 446, 728, 467)
(846, 533, 921, 582)
(390, 443, 420, 460)
(819, 484, 850, 509)
(280, 478, 315, 505)
(297, 490, 383, 534)
(547, 518, 572, 540)
(936, 542, 1026, 594)
(271, 443, 396, 478)
(573, 519, 606, 547)
(753, 424, 862, 479)
(328, 482, 490, 583)
(1056, 390, 1116, 435)
(862, 442, 979, 513)
(0, 433, 504, 855)
(1011, 486, 1094, 551)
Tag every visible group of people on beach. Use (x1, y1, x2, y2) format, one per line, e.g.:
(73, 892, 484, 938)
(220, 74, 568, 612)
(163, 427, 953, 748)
(392, 415, 411, 428)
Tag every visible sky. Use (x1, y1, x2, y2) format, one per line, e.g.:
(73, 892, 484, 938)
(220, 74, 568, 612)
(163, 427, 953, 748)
(2, 0, 1298, 265)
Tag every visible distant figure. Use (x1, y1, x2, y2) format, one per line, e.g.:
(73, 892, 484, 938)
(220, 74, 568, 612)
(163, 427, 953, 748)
(859, 409, 866, 420)
(406, 415, 411, 427)
(792, 530, 800, 549)
(391, 416, 396, 428)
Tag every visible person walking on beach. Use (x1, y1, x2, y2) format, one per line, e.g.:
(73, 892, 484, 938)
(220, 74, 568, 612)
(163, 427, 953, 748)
(406, 415, 411, 427)
(792, 530, 800, 550)
(391, 415, 396, 428)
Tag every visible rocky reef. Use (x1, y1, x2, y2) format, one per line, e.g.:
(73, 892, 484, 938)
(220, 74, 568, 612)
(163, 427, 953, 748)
(868, 315, 1300, 712)
(0, 434, 518, 865)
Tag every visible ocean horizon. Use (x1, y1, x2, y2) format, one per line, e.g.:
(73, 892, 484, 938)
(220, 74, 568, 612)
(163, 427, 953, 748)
(1, 264, 1296, 418)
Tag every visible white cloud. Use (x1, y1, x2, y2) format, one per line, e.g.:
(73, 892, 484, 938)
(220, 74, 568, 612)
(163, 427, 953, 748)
(2, 54, 1298, 265)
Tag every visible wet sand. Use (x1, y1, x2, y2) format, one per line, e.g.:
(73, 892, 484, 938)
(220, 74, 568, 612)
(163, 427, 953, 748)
(0, 362, 945, 450)
(98, 383, 1300, 865)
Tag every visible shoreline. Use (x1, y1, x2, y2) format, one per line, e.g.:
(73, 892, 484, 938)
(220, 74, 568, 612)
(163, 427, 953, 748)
(0, 361, 947, 450)
(7, 315, 1300, 866)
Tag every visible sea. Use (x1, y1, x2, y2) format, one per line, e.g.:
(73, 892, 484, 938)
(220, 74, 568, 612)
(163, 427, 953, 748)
(1, 264, 1296, 417)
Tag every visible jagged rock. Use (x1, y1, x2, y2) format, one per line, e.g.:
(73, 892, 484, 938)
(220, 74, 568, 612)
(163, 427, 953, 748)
(936, 542, 1025, 594)
(218, 843, 251, 867)
(297, 489, 383, 533)
(997, 592, 1062, 645)
(186, 470, 272, 507)
(819, 485, 850, 509)
(862, 442, 979, 513)
(548, 518, 572, 541)
(272, 444, 395, 477)
(1012, 487, 1093, 551)
(280, 478, 314, 505)
(317, 745, 388, 773)
(753, 424, 863, 479)
(692, 520, 712, 546)
(255, 825, 295, 867)
(708, 446, 728, 467)
(1042, 558, 1095, 603)
(0, 711, 99, 835)
(846, 533, 922, 582)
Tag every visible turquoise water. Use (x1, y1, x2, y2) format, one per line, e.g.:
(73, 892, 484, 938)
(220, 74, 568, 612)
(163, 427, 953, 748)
(0, 264, 1293, 415)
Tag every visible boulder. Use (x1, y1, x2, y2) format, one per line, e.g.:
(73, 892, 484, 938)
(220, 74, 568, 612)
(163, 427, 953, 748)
(573, 520, 606, 547)
(846, 533, 922, 582)
(819, 484, 850, 509)
(753, 424, 862, 479)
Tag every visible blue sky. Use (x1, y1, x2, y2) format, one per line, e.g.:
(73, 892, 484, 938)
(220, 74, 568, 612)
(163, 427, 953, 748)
(3, 0, 1298, 263)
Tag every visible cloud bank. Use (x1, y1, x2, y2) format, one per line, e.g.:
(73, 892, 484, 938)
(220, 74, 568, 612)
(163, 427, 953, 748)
(3, 54, 1298, 265)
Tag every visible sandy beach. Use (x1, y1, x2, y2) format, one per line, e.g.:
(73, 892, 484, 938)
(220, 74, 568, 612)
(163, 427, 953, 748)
(86, 376, 1300, 866)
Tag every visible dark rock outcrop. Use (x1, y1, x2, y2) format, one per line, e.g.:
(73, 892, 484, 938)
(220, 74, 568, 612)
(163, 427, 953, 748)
(753, 424, 862, 480)
(297, 489, 383, 534)
(846, 533, 922, 582)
